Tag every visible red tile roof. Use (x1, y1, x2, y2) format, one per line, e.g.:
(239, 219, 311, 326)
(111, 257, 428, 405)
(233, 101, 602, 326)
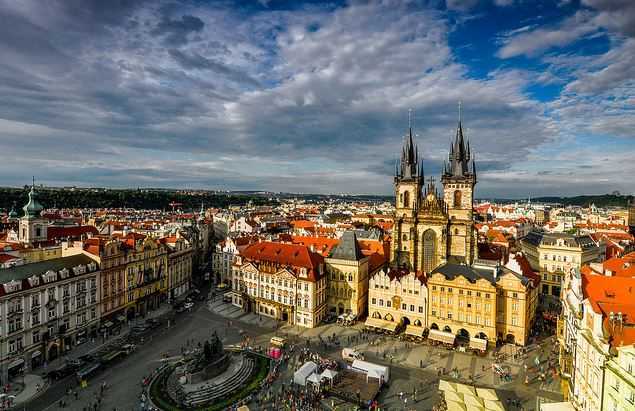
(240, 241, 323, 281)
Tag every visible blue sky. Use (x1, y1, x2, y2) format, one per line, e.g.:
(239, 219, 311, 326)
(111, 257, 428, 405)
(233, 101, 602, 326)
(0, 0, 633, 198)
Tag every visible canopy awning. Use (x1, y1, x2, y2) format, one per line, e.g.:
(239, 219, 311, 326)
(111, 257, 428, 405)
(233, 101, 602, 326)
(469, 337, 488, 351)
(103, 321, 114, 328)
(364, 318, 386, 329)
(116, 315, 126, 322)
(379, 321, 399, 333)
(8, 358, 24, 369)
(404, 325, 425, 337)
(428, 329, 456, 344)
(31, 350, 42, 358)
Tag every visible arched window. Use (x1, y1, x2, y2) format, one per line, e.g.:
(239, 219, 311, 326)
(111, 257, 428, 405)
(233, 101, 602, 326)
(402, 234, 408, 241)
(422, 229, 436, 273)
(453, 190, 462, 208)
(403, 191, 410, 208)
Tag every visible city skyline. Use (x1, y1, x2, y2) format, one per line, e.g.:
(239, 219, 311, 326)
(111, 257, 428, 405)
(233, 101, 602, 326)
(0, 0, 633, 197)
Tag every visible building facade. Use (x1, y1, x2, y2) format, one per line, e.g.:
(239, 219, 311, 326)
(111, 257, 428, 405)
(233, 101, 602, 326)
(0, 254, 100, 383)
(427, 260, 538, 346)
(367, 268, 428, 333)
(233, 242, 327, 328)
(120, 233, 169, 319)
(520, 231, 604, 298)
(164, 235, 193, 301)
(325, 232, 370, 318)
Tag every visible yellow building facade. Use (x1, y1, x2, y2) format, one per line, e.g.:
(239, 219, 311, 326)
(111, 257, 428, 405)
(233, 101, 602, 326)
(121, 233, 169, 319)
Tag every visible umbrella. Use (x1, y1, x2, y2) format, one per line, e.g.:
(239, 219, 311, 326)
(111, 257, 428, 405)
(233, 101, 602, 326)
(439, 379, 457, 392)
(446, 400, 467, 411)
(476, 388, 499, 401)
(484, 399, 505, 411)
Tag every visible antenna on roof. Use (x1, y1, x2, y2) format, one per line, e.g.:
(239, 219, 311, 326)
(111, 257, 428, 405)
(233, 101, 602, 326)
(458, 100, 462, 124)
(408, 108, 412, 129)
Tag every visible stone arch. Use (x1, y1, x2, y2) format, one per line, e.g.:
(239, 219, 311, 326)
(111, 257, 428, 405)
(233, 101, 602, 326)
(430, 323, 439, 330)
(48, 343, 59, 361)
(384, 313, 394, 322)
(457, 328, 470, 340)
(443, 325, 452, 333)
(453, 190, 462, 208)
(401, 316, 411, 326)
(372, 311, 382, 319)
(422, 229, 437, 273)
(414, 319, 422, 327)
(403, 191, 410, 208)
(476, 332, 488, 340)
(337, 302, 345, 315)
(505, 333, 515, 344)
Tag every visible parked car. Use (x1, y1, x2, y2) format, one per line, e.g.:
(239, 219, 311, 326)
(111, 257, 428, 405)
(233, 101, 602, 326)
(184, 302, 195, 310)
(175, 305, 188, 313)
(131, 325, 149, 335)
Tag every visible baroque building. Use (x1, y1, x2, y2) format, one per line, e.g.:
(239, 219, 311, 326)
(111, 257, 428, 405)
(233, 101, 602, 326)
(390, 120, 477, 274)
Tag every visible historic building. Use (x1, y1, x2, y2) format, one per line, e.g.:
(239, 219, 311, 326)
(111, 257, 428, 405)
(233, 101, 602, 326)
(118, 233, 169, 319)
(427, 257, 539, 347)
(0, 254, 100, 383)
(232, 242, 327, 328)
(163, 235, 193, 301)
(366, 268, 428, 336)
(390, 120, 477, 273)
(520, 231, 604, 299)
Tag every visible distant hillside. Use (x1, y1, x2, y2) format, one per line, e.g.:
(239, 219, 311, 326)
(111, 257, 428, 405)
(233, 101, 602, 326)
(0, 187, 273, 212)
(531, 194, 633, 208)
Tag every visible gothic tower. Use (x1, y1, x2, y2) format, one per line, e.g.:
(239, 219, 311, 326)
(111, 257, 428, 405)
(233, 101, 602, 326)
(391, 126, 424, 270)
(441, 118, 477, 264)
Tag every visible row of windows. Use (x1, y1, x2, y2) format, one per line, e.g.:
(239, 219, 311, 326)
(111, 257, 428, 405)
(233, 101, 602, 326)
(431, 286, 491, 298)
(373, 284, 420, 295)
(371, 298, 424, 313)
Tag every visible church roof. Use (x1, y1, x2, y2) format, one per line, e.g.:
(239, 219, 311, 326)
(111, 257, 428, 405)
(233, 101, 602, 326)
(329, 231, 364, 261)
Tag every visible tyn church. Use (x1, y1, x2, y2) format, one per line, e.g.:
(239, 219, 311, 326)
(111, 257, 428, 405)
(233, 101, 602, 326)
(390, 119, 477, 273)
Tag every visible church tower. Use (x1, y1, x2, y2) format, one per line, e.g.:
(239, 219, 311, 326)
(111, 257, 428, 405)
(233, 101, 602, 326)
(19, 181, 47, 245)
(441, 115, 477, 264)
(391, 125, 424, 270)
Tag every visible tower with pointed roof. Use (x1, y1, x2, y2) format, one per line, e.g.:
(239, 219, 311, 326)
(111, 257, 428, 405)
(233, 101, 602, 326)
(392, 123, 424, 270)
(19, 180, 48, 244)
(441, 114, 477, 264)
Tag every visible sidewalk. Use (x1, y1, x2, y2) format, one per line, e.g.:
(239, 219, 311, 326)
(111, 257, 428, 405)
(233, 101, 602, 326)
(12, 374, 46, 406)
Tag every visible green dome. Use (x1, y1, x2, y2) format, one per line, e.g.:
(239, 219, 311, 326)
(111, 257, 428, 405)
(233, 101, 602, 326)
(23, 185, 44, 218)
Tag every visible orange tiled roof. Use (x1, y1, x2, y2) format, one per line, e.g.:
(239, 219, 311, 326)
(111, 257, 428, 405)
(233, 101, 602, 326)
(241, 241, 323, 281)
(290, 220, 316, 229)
(602, 254, 635, 278)
(290, 236, 339, 257)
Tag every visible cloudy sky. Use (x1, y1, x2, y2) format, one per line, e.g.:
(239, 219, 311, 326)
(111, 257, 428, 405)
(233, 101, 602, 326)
(0, 0, 633, 198)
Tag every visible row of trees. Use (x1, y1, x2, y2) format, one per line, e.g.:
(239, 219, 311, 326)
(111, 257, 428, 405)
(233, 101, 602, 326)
(0, 187, 273, 212)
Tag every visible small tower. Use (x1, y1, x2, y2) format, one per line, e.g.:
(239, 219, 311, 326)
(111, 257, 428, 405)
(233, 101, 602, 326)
(392, 115, 424, 270)
(441, 106, 477, 263)
(19, 179, 47, 244)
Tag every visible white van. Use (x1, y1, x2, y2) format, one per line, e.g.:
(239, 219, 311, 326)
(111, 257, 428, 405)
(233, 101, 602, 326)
(342, 347, 364, 362)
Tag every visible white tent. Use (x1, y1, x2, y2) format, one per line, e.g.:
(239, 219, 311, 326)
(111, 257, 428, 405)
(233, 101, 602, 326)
(351, 359, 390, 383)
(321, 368, 338, 381)
(475, 388, 499, 401)
(307, 373, 321, 385)
(294, 361, 318, 386)
(439, 380, 457, 393)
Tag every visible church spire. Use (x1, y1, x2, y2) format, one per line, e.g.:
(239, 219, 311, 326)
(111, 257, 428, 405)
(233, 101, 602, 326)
(446, 102, 472, 178)
(399, 111, 421, 180)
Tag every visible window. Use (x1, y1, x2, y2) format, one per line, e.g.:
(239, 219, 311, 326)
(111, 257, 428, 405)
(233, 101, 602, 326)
(431, 310, 437, 317)
(410, 304, 415, 312)
(476, 292, 481, 297)
(418, 306, 423, 313)
(511, 316, 518, 326)
(485, 293, 490, 298)
(402, 303, 407, 310)
(459, 290, 463, 295)
(379, 299, 384, 306)
(48, 308, 56, 319)
(32, 312, 40, 326)
(447, 312, 452, 319)
(372, 298, 376, 305)
(453, 190, 462, 208)
(403, 191, 410, 208)
(422, 230, 436, 273)
(467, 291, 472, 296)
(31, 294, 40, 307)
(387, 301, 391, 307)
(448, 288, 452, 293)
(33, 330, 40, 344)
(432, 286, 436, 290)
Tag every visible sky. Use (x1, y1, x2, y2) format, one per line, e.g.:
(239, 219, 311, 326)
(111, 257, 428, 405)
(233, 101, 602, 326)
(0, 0, 633, 198)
